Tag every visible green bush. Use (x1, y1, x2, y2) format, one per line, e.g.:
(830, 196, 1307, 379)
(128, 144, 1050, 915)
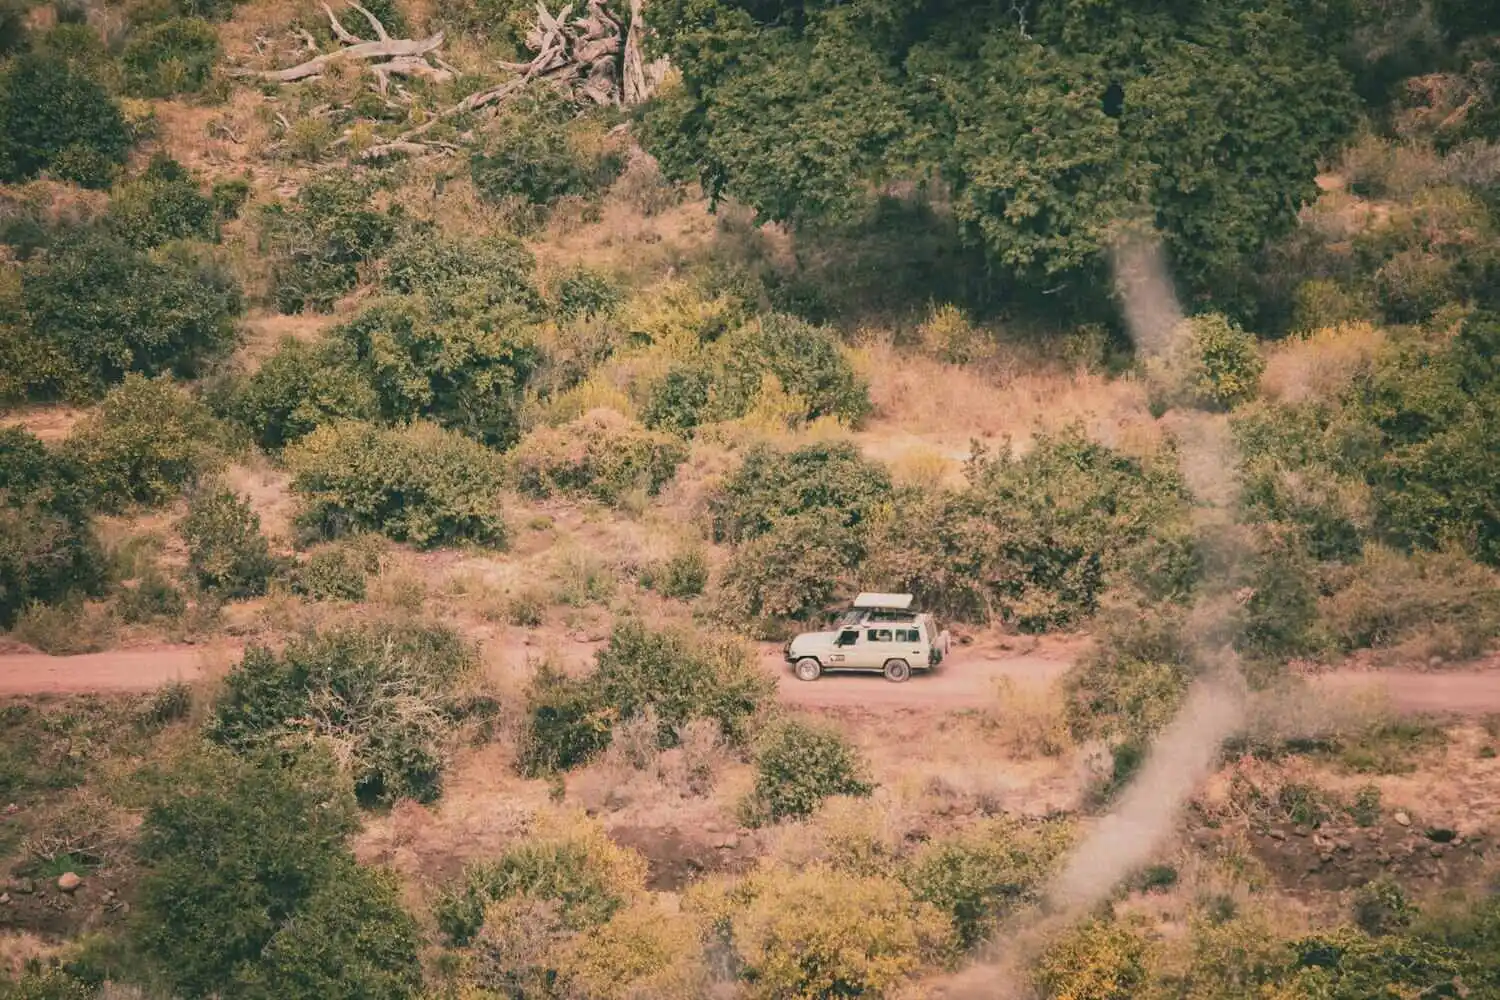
(219, 335, 377, 451)
(19, 231, 242, 399)
(900, 817, 1072, 950)
(260, 175, 398, 314)
(552, 265, 624, 321)
(435, 818, 646, 945)
(711, 441, 893, 544)
(122, 17, 220, 96)
(469, 90, 626, 220)
(510, 409, 687, 505)
(1063, 607, 1195, 742)
(115, 566, 188, 624)
(335, 295, 542, 448)
(180, 485, 276, 597)
(744, 717, 873, 826)
(641, 546, 709, 599)
(641, 361, 715, 435)
(207, 621, 477, 804)
(293, 544, 371, 601)
(712, 313, 872, 425)
(0, 967, 94, 1000)
(1348, 313, 1500, 565)
(1320, 545, 1500, 657)
(232, 862, 423, 1000)
(0, 52, 131, 186)
(105, 155, 218, 247)
(1147, 313, 1266, 414)
(0, 0, 28, 57)
(433, 0, 532, 53)
(0, 428, 105, 628)
(517, 620, 773, 775)
(61, 374, 226, 511)
(1033, 919, 1152, 1000)
(381, 227, 542, 312)
(286, 420, 507, 548)
(133, 745, 361, 998)
(719, 510, 853, 623)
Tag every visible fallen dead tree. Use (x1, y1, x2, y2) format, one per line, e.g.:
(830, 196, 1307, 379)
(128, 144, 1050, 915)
(231, 1, 453, 87)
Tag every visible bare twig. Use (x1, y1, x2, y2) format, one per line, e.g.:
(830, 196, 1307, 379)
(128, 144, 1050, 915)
(320, 1, 363, 44)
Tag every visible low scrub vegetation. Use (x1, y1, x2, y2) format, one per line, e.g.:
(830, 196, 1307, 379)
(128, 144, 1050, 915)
(207, 620, 478, 803)
(511, 409, 687, 505)
(260, 175, 397, 314)
(742, 717, 873, 826)
(180, 484, 277, 597)
(286, 420, 508, 548)
(517, 620, 773, 776)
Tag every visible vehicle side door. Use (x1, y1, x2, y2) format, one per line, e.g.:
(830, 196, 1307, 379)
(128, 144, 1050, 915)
(861, 628, 896, 669)
(826, 628, 862, 669)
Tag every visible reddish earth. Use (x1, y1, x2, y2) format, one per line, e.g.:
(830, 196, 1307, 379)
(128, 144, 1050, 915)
(0, 639, 1496, 715)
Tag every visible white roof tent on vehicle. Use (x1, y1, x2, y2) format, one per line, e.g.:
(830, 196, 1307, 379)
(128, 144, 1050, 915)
(852, 593, 914, 611)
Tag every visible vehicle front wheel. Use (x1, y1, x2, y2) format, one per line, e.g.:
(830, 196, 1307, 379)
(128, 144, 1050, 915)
(794, 657, 822, 682)
(883, 659, 911, 683)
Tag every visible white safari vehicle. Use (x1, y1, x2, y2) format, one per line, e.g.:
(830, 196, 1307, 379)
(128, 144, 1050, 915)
(783, 593, 951, 683)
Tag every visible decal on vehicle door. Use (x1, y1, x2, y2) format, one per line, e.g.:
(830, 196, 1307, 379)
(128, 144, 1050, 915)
(829, 655, 845, 663)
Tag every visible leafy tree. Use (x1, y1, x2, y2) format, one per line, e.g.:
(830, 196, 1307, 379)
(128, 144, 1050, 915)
(286, 420, 508, 547)
(19, 231, 242, 399)
(0, 428, 104, 628)
(61, 374, 226, 511)
(260, 175, 398, 314)
(133, 746, 361, 998)
(0, 51, 131, 186)
(181, 485, 277, 597)
(645, 0, 1360, 305)
(510, 409, 688, 504)
(711, 441, 893, 544)
(334, 295, 542, 448)
(105, 155, 219, 248)
(469, 88, 625, 220)
(381, 227, 543, 313)
(744, 717, 872, 825)
(712, 313, 871, 424)
(218, 336, 378, 451)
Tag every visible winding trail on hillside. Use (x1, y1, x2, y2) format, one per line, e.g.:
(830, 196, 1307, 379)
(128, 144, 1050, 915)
(1, 641, 1497, 716)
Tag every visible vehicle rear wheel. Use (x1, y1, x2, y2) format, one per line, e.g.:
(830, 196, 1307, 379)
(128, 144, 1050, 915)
(794, 657, 822, 682)
(883, 659, 911, 683)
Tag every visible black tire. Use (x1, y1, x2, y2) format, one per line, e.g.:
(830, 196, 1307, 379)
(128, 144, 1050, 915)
(883, 658, 911, 683)
(794, 657, 822, 682)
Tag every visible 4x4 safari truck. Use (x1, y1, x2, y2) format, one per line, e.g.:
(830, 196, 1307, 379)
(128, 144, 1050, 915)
(783, 593, 951, 683)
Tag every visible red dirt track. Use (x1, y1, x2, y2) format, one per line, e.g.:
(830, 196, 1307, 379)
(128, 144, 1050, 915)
(1, 640, 1497, 716)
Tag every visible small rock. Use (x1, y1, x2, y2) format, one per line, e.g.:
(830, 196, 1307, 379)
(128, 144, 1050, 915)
(57, 872, 82, 893)
(1268, 829, 1287, 841)
(1336, 840, 1353, 853)
(704, 822, 721, 834)
(717, 835, 740, 850)
(10, 878, 34, 895)
(1428, 656, 1443, 668)
(1428, 844, 1446, 858)
(1292, 827, 1310, 838)
(1394, 812, 1412, 827)
(2, 803, 18, 815)
(0, 893, 9, 905)
(1319, 851, 1334, 864)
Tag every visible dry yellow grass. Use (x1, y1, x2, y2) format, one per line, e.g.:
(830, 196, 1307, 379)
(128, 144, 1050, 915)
(1260, 322, 1386, 404)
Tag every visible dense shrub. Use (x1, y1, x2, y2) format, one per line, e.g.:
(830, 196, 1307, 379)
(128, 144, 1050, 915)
(1320, 545, 1500, 657)
(381, 228, 542, 312)
(641, 361, 715, 434)
(180, 485, 276, 597)
(900, 817, 1072, 950)
(719, 510, 853, 623)
(551, 265, 624, 321)
(219, 336, 377, 451)
(1146, 313, 1266, 414)
(1348, 313, 1500, 565)
(517, 620, 773, 775)
(61, 374, 226, 511)
(469, 90, 626, 220)
(0, 428, 104, 628)
(641, 546, 709, 599)
(335, 296, 542, 448)
(552, 901, 706, 1000)
(711, 442, 893, 544)
(19, 231, 242, 398)
(133, 746, 361, 998)
(435, 816, 647, 944)
(706, 867, 954, 999)
(1033, 919, 1152, 1000)
(122, 17, 220, 96)
(207, 621, 477, 803)
(286, 420, 507, 548)
(234, 863, 423, 1000)
(261, 175, 398, 313)
(0, 53, 131, 186)
(510, 409, 687, 504)
(1063, 607, 1196, 742)
(105, 155, 218, 247)
(713, 313, 872, 425)
(293, 544, 371, 601)
(744, 717, 872, 825)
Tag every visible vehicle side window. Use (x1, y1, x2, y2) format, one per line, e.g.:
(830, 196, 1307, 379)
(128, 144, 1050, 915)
(838, 629, 860, 646)
(898, 628, 918, 643)
(868, 629, 893, 642)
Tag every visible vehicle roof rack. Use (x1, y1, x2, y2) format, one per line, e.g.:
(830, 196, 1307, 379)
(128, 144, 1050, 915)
(852, 592, 913, 611)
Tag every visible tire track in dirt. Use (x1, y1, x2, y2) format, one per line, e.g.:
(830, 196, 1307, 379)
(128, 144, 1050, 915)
(1, 642, 1497, 716)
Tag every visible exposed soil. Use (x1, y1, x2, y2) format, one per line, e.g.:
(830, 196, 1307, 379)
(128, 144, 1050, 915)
(0, 870, 135, 941)
(607, 823, 759, 891)
(3, 640, 1499, 716)
(1236, 816, 1494, 894)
